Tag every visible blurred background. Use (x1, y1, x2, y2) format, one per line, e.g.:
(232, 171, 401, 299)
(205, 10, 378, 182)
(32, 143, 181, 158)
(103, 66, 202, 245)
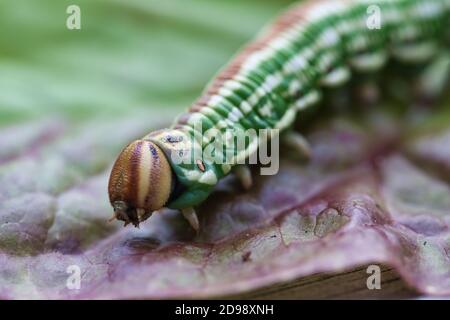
(0, 0, 294, 127)
(0, 0, 295, 255)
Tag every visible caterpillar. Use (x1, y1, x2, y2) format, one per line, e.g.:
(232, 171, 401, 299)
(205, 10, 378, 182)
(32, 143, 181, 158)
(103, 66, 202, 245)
(108, 0, 450, 230)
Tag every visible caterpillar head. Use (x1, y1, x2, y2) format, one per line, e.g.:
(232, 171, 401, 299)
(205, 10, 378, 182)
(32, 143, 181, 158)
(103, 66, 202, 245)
(108, 140, 173, 227)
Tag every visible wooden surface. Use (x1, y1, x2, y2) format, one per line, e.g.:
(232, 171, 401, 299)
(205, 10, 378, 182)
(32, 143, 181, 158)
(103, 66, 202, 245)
(229, 265, 419, 299)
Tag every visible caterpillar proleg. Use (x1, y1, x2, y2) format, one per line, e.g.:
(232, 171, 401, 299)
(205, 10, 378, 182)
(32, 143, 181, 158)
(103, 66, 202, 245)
(108, 0, 450, 229)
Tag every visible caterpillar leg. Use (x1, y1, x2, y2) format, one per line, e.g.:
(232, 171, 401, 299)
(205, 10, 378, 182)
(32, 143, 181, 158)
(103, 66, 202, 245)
(385, 50, 450, 107)
(354, 79, 380, 108)
(181, 207, 200, 232)
(281, 131, 311, 160)
(232, 165, 252, 190)
(415, 51, 450, 104)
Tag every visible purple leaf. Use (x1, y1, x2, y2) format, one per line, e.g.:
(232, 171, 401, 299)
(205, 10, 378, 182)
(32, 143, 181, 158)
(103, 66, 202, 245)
(0, 110, 450, 299)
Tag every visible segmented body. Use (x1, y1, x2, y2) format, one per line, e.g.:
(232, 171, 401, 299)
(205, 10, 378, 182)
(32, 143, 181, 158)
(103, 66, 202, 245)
(142, 0, 450, 210)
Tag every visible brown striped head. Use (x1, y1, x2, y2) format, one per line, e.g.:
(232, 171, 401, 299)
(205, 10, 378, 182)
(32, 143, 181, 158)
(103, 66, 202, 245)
(108, 140, 173, 227)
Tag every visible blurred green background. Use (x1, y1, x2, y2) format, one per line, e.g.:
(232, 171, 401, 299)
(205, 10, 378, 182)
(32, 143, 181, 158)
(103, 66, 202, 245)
(0, 0, 295, 127)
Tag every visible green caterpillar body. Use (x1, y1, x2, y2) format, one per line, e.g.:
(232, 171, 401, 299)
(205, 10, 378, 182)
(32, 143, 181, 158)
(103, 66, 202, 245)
(108, 0, 450, 228)
(148, 0, 450, 209)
